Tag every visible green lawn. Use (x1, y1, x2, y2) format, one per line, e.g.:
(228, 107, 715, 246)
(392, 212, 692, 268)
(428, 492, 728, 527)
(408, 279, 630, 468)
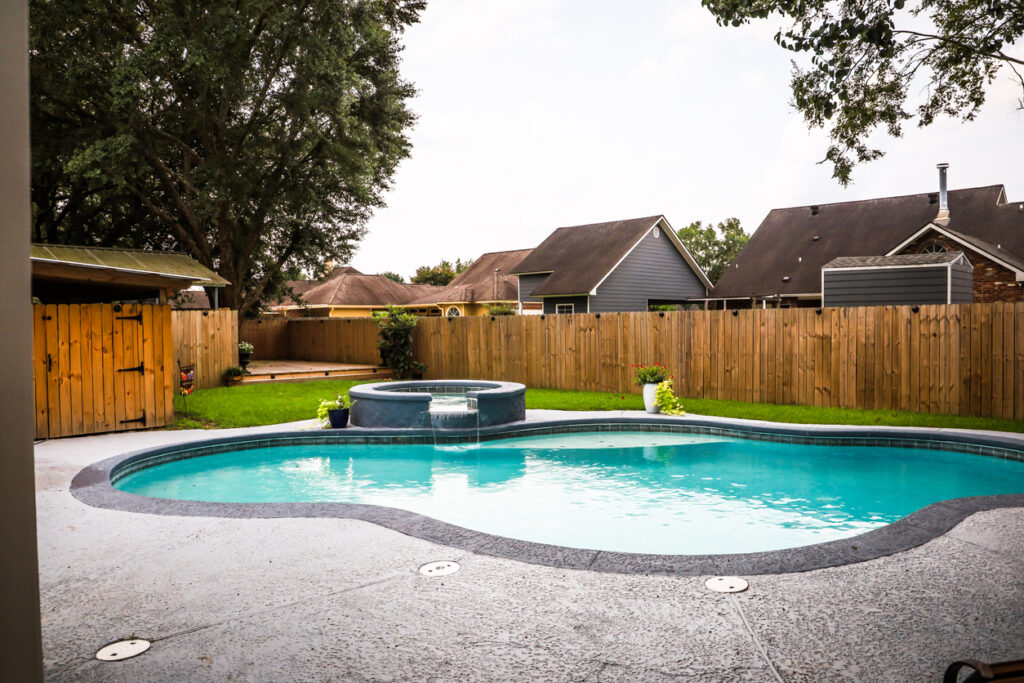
(172, 381, 1024, 432)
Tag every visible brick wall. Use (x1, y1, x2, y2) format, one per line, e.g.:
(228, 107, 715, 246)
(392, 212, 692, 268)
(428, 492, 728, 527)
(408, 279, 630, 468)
(899, 230, 1024, 303)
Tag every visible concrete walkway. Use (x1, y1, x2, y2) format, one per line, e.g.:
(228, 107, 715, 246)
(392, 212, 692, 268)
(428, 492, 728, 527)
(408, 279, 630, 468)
(36, 416, 1024, 681)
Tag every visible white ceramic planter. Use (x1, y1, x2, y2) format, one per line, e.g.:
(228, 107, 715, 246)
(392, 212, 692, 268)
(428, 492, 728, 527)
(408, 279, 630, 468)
(642, 382, 660, 413)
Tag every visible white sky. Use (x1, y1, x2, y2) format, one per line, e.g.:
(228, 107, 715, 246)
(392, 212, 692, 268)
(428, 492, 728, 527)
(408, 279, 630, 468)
(351, 0, 1024, 277)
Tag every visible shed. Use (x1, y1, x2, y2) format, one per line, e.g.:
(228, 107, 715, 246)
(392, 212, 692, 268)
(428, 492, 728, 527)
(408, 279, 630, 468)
(821, 252, 973, 307)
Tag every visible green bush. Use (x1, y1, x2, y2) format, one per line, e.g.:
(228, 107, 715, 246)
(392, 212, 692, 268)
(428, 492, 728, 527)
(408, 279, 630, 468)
(373, 305, 426, 379)
(486, 303, 517, 316)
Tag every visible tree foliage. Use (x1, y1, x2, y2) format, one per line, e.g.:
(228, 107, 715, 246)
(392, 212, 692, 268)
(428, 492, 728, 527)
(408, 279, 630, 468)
(378, 270, 405, 283)
(30, 0, 425, 313)
(676, 217, 748, 285)
(702, 0, 1024, 183)
(409, 258, 472, 286)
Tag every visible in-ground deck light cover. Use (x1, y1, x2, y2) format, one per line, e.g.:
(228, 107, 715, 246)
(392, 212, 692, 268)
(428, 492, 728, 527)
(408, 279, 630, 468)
(71, 415, 1024, 576)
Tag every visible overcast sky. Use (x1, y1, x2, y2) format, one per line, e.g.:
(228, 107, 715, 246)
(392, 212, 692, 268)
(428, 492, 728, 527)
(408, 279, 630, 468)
(350, 0, 1024, 277)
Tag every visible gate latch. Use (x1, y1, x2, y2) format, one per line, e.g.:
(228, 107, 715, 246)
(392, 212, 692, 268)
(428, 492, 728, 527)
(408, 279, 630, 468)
(118, 362, 144, 374)
(117, 313, 143, 323)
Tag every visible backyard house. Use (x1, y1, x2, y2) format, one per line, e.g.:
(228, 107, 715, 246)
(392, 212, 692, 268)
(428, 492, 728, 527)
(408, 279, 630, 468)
(707, 167, 1024, 308)
(511, 215, 712, 314)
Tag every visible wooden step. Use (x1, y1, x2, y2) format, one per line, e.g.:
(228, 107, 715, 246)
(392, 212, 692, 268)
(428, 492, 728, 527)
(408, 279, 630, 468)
(241, 368, 393, 384)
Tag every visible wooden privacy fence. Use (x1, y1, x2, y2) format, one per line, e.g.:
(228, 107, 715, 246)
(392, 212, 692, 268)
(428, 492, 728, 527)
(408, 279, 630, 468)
(172, 309, 238, 390)
(411, 303, 1021, 419)
(32, 303, 175, 439)
(238, 317, 380, 365)
(243, 303, 1024, 419)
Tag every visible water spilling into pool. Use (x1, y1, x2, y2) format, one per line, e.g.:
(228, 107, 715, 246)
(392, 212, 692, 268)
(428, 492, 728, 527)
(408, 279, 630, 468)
(114, 431, 1024, 554)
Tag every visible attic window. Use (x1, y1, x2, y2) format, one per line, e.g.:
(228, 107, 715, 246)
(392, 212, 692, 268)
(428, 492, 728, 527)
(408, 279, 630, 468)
(445, 306, 461, 318)
(921, 242, 948, 254)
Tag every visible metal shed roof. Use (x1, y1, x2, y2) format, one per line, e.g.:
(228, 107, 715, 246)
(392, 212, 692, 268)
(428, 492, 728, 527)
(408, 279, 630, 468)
(31, 244, 229, 286)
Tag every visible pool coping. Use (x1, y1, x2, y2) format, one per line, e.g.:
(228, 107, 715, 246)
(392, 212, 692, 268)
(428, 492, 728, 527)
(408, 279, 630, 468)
(69, 413, 1024, 576)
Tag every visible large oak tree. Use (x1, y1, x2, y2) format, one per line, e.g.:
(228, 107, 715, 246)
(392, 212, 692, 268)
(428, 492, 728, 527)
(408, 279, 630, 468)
(31, 0, 424, 313)
(703, 0, 1024, 184)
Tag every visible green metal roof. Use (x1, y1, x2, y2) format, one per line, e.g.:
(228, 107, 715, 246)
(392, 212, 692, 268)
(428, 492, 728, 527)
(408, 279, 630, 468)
(31, 244, 230, 286)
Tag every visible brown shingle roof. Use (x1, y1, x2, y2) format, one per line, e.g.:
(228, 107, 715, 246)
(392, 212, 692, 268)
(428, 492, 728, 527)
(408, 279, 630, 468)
(412, 249, 533, 304)
(712, 185, 1023, 298)
(291, 273, 444, 307)
(511, 216, 664, 295)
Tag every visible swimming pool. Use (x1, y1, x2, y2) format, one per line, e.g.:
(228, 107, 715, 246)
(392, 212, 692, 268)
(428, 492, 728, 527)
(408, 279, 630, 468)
(110, 429, 1024, 556)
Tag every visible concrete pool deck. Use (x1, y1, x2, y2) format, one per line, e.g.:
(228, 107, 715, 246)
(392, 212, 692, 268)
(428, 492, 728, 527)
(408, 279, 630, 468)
(36, 411, 1024, 681)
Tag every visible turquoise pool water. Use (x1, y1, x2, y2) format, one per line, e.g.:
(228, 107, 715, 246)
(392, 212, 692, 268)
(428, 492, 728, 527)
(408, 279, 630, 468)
(115, 432, 1024, 554)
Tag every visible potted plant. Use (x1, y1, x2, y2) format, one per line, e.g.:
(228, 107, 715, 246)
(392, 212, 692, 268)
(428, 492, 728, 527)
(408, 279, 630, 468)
(238, 341, 254, 373)
(633, 363, 669, 413)
(316, 393, 350, 428)
(223, 366, 245, 385)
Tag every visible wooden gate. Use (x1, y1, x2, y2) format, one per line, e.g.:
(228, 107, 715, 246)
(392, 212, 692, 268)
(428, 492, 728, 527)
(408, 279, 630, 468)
(32, 303, 175, 439)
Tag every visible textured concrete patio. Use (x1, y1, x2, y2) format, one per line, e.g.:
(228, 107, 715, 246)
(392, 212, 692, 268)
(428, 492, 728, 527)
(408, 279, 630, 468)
(36, 415, 1024, 681)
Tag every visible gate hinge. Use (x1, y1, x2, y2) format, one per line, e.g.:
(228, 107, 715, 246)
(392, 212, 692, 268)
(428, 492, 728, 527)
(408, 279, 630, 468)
(120, 411, 146, 426)
(118, 362, 144, 374)
(117, 313, 143, 323)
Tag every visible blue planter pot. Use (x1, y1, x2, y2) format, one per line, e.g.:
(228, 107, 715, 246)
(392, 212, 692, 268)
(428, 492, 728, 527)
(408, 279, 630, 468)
(328, 408, 349, 428)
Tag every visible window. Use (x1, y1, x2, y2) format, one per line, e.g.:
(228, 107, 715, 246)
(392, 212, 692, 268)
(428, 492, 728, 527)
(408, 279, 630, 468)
(555, 303, 574, 314)
(445, 306, 461, 318)
(921, 241, 948, 254)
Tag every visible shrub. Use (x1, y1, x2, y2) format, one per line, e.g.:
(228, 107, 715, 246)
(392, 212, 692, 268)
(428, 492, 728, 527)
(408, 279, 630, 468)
(486, 303, 518, 316)
(648, 304, 676, 312)
(633, 362, 669, 385)
(373, 305, 426, 379)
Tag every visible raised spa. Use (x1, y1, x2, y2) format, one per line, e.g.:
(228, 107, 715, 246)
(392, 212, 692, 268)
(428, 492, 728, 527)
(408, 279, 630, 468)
(349, 380, 526, 429)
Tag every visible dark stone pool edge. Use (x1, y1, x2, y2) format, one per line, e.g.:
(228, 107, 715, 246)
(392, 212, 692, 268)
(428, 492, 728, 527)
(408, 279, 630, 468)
(69, 415, 1024, 577)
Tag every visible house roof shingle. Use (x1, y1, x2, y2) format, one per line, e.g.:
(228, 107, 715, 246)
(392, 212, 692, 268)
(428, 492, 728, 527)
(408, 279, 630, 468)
(296, 272, 444, 307)
(510, 216, 664, 295)
(412, 249, 533, 304)
(823, 252, 967, 269)
(712, 185, 1024, 298)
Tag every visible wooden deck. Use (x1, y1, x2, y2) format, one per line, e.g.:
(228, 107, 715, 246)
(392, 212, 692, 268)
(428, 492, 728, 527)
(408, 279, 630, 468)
(241, 360, 392, 384)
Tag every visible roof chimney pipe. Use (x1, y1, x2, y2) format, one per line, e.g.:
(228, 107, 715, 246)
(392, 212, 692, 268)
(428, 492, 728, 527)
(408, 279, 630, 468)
(936, 163, 950, 223)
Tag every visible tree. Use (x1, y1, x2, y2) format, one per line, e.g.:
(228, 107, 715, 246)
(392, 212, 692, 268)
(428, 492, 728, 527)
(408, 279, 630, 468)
(410, 258, 472, 286)
(30, 0, 425, 314)
(702, 0, 1024, 184)
(677, 218, 748, 285)
(379, 271, 405, 283)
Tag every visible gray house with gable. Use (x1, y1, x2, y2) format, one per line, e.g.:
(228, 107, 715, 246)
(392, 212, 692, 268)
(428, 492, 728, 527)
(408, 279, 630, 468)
(511, 215, 712, 314)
